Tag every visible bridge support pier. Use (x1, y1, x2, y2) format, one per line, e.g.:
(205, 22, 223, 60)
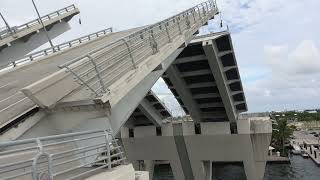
(170, 160, 187, 180)
(145, 160, 155, 180)
(121, 118, 272, 180)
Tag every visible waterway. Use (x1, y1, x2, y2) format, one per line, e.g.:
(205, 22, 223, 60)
(154, 155, 320, 180)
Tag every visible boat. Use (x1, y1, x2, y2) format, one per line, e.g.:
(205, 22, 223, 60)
(292, 144, 302, 155)
(302, 153, 309, 158)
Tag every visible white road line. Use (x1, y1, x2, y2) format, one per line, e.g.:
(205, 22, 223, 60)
(0, 97, 29, 113)
(0, 92, 22, 103)
(0, 80, 17, 89)
(0, 82, 11, 89)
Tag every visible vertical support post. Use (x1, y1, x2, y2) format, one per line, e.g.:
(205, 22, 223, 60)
(205, 2, 209, 12)
(192, 10, 196, 22)
(31, 0, 55, 52)
(176, 17, 182, 35)
(32, 139, 53, 180)
(87, 55, 106, 94)
(64, 66, 99, 97)
(149, 29, 158, 54)
(104, 130, 112, 169)
(32, 153, 53, 180)
(197, 6, 201, 19)
(165, 23, 172, 42)
(122, 39, 137, 69)
(185, 17, 191, 29)
(0, 12, 13, 35)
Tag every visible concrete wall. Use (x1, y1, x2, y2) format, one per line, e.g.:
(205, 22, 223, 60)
(121, 118, 272, 180)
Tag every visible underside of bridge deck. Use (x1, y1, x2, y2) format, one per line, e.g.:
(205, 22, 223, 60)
(163, 31, 247, 123)
(125, 91, 172, 127)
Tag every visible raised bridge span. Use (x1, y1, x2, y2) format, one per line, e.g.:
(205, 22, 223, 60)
(0, 0, 217, 136)
(0, 1, 272, 180)
(0, 5, 80, 66)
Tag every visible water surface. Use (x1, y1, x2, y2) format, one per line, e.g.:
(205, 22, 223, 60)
(154, 156, 320, 180)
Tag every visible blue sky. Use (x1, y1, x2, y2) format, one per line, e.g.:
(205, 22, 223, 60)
(0, 0, 319, 113)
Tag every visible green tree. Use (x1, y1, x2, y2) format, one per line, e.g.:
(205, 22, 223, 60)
(272, 118, 295, 156)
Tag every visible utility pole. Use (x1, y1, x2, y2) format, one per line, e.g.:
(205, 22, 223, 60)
(31, 0, 55, 51)
(0, 12, 13, 34)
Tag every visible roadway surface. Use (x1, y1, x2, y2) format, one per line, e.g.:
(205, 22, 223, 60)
(0, 26, 144, 127)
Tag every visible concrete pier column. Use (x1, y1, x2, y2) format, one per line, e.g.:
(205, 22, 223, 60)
(131, 160, 140, 171)
(190, 160, 205, 180)
(255, 161, 267, 180)
(170, 160, 186, 180)
(243, 159, 258, 180)
(204, 161, 212, 180)
(144, 160, 155, 180)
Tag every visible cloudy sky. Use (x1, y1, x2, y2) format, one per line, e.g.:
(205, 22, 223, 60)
(0, 0, 319, 113)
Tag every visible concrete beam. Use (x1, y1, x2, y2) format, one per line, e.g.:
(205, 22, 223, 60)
(107, 48, 184, 135)
(202, 39, 237, 123)
(165, 65, 202, 122)
(198, 102, 224, 108)
(179, 69, 211, 77)
(138, 98, 163, 126)
(173, 54, 207, 64)
(193, 93, 220, 99)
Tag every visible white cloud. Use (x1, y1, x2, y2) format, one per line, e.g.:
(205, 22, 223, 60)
(1, 0, 319, 113)
(245, 40, 320, 111)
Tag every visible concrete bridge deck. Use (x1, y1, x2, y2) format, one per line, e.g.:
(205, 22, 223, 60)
(0, 5, 79, 49)
(0, 0, 217, 137)
(0, 27, 143, 130)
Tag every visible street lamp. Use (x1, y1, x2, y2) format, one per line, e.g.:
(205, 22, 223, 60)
(31, 0, 55, 51)
(0, 12, 13, 34)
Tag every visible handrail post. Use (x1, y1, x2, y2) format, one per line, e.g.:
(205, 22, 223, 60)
(87, 55, 107, 94)
(149, 29, 158, 54)
(197, 6, 201, 19)
(191, 10, 196, 22)
(104, 130, 112, 170)
(64, 65, 99, 97)
(205, 2, 209, 12)
(176, 17, 182, 35)
(165, 23, 172, 42)
(32, 139, 53, 180)
(185, 16, 191, 29)
(122, 39, 137, 69)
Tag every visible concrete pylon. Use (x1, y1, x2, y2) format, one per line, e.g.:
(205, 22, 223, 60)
(243, 158, 258, 180)
(251, 133, 272, 180)
(190, 161, 207, 180)
(144, 160, 155, 180)
(170, 160, 186, 180)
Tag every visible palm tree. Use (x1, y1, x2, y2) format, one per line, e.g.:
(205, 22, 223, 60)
(272, 118, 295, 156)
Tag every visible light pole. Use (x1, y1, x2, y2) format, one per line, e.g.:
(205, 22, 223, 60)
(31, 0, 55, 51)
(0, 12, 13, 34)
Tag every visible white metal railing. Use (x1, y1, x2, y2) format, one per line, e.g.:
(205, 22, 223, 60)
(0, 5, 77, 40)
(59, 0, 218, 98)
(0, 130, 126, 180)
(0, 27, 113, 71)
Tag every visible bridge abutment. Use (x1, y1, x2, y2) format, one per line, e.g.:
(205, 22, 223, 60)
(121, 117, 272, 180)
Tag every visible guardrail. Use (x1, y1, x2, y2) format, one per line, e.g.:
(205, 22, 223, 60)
(0, 28, 113, 71)
(59, 0, 218, 97)
(0, 130, 126, 180)
(0, 5, 77, 40)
